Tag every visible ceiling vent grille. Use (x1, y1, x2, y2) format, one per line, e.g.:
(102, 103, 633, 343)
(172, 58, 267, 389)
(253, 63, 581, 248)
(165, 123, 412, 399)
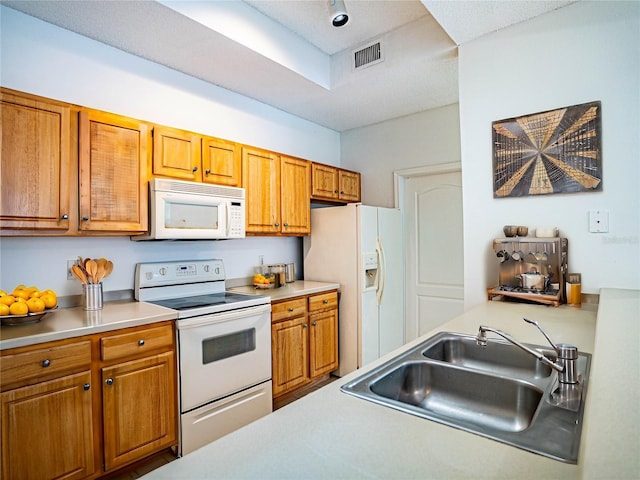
(353, 39, 384, 71)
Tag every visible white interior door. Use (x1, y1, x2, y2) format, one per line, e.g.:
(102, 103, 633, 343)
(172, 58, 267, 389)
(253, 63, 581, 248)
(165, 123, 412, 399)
(400, 166, 464, 341)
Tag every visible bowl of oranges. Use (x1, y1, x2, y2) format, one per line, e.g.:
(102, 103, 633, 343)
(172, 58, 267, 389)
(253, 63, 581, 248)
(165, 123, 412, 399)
(0, 285, 58, 326)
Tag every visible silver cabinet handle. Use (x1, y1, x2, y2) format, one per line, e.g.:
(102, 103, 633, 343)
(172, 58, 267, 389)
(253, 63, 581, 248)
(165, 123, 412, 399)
(83, 383, 90, 391)
(323, 299, 329, 304)
(192, 166, 198, 172)
(288, 307, 294, 312)
(303, 324, 308, 328)
(61, 214, 68, 220)
(42, 359, 51, 367)
(312, 322, 317, 326)
(283, 223, 289, 227)
(82, 216, 89, 221)
(138, 339, 145, 346)
(275, 223, 280, 227)
(205, 169, 211, 175)
(105, 378, 114, 386)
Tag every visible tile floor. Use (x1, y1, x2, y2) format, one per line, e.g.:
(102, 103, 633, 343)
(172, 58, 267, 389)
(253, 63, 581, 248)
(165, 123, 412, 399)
(112, 375, 338, 479)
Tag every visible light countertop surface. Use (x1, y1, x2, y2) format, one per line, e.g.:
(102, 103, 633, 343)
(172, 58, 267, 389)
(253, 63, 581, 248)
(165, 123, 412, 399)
(0, 300, 177, 350)
(0, 281, 339, 350)
(143, 288, 639, 480)
(230, 280, 340, 301)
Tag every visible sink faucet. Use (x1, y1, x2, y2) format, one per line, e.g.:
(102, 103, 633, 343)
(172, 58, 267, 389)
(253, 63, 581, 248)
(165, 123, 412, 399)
(476, 318, 578, 384)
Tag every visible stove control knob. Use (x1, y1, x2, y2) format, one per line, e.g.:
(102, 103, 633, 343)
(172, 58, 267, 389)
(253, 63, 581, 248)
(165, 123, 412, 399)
(203, 264, 210, 272)
(145, 272, 153, 280)
(159, 268, 167, 276)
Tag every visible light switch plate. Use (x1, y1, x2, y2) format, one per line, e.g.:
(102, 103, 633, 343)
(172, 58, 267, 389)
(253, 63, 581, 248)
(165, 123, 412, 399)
(589, 209, 609, 233)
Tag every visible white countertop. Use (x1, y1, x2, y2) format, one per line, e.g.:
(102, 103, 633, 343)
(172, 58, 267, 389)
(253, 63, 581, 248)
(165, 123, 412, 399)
(230, 280, 340, 302)
(144, 289, 639, 479)
(0, 300, 177, 350)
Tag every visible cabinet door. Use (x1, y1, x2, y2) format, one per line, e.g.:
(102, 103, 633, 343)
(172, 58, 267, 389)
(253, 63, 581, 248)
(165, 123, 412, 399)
(242, 147, 280, 234)
(202, 137, 241, 187)
(78, 109, 149, 232)
(0, 90, 71, 230)
(102, 351, 177, 472)
(339, 170, 361, 202)
(271, 317, 309, 397)
(0, 371, 96, 480)
(309, 309, 339, 378)
(311, 163, 339, 200)
(280, 156, 311, 235)
(152, 125, 202, 181)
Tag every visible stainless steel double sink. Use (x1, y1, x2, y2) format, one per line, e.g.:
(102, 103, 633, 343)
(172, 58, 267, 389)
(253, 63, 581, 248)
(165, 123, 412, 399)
(341, 331, 591, 463)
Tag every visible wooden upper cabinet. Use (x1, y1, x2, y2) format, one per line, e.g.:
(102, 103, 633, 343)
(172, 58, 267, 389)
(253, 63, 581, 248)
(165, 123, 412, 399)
(311, 163, 339, 200)
(152, 125, 202, 181)
(280, 156, 311, 235)
(338, 169, 361, 202)
(202, 137, 241, 187)
(79, 109, 149, 233)
(242, 147, 281, 234)
(0, 89, 72, 231)
(311, 163, 361, 203)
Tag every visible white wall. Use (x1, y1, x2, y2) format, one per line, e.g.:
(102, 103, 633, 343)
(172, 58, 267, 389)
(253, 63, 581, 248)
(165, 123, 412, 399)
(459, 1, 640, 307)
(0, 6, 339, 297)
(341, 104, 461, 207)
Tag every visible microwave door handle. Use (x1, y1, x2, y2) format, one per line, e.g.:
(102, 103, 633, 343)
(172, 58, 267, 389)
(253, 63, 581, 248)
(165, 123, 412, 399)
(225, 202, 231, 237)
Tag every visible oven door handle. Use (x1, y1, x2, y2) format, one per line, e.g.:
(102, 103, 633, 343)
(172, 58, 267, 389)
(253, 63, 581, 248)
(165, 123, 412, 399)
(176, 303, 271, 330)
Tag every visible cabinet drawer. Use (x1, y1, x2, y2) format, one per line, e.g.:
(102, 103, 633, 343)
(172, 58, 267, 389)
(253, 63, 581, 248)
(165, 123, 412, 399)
(101, 323, 174, 362)
(0, 341, 91, 388)
(271, 298, 307, 323)
(308, 291, 338, 313)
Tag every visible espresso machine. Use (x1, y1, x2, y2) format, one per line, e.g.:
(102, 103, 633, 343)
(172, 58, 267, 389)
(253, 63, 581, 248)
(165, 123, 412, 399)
(488, 237, 568, 306)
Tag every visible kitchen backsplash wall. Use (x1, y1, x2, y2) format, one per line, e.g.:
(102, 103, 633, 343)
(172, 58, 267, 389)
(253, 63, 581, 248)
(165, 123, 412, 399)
(0, 236, 302, 297)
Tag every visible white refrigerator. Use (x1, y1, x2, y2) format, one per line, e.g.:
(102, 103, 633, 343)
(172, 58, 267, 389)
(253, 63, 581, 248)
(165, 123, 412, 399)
(303, 203, 405, 377)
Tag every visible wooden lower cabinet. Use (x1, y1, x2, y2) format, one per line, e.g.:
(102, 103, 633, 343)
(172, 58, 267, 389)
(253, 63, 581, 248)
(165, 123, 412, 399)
(102, 351, 177, 471)
(0, 321, 178, 480)
(0, 371, 96, 480)
(271, 291, 339, 398)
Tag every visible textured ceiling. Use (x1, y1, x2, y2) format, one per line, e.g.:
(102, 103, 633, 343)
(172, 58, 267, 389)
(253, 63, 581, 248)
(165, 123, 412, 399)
(2, 0, 577, 132)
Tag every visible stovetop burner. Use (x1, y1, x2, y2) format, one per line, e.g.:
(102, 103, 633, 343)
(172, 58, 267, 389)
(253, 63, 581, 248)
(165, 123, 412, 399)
(148, 292, 259, 311)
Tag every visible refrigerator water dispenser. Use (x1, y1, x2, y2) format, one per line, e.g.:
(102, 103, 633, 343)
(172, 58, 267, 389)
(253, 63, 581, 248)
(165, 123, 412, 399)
(363, 252, 378, 290)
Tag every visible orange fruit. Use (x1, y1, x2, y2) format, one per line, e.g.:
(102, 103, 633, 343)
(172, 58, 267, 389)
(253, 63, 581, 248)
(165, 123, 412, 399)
(28, 290, 42, 298)
(27, 298, 45, 313)
(0, 295, 16, 306)
(41, 293, 57, 309)
(0, 304, 9, 316)
(13, 289, 30, 300)
(9, 302, 28, 315)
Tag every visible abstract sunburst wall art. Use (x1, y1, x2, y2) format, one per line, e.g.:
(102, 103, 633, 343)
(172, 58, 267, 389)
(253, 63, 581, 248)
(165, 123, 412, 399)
(492, 101, 602, 198)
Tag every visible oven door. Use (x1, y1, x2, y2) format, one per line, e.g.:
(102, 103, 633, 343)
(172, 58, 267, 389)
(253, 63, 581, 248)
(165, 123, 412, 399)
(177, 303, 271, 412)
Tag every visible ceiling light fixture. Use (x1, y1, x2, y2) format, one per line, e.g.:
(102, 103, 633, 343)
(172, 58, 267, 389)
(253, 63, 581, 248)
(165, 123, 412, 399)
(329, 0, 349, 27)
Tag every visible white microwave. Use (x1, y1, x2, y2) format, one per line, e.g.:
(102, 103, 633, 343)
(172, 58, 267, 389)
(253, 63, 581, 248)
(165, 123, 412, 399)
(132, 178, 245, 240)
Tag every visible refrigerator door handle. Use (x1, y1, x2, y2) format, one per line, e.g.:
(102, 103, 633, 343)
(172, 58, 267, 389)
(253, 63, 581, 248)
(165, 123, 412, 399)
(376, 237, 386, 305)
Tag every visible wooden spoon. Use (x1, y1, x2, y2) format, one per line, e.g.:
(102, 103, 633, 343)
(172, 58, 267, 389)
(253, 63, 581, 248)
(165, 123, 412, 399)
(104, 260, 114, 279)
(85, 259, 98, 284)
(95, 258, 107, 283)
(71, 265, 88, 284)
